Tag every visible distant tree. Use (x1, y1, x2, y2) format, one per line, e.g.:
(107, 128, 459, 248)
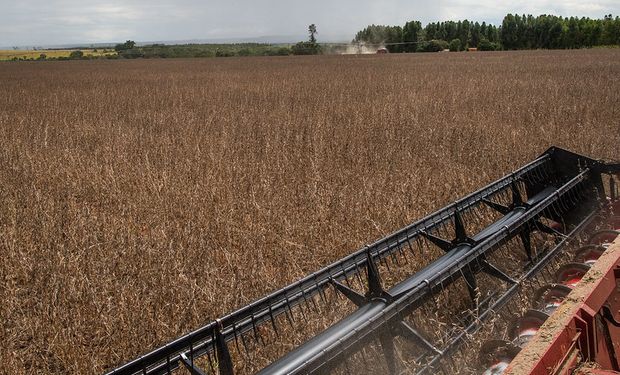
(486, 23, 500, 43)
(353, 19, 512, 52)
(602, 15, 620, 45)
(501, 14, 519, 49)
(402, 21, 422, 52)
(353, 24, 403, 52)
(309, 24, 318, 44)
(470, 22, 481, 47)
(417, 39, 448, 52)
(115, 40, 136, 52)
(215, 49, 234, 57)
(119, 48, 144, 59)
(449, 38, 462, 51)
(384, 26, 403, 52)
(292, 24, 321, 55)
(459, 19, 471, 48)
(276, 47, 291, 55)
(291, 41, 321, 55)
(69, 50, 84, 59)
(478, 39, 499, 51)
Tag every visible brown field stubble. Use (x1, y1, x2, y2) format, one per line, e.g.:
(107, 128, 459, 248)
(0, 50, 619, 374)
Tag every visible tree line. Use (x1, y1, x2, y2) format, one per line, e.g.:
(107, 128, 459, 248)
(7, 25, 321, 62)
(114, 42, 291, 59)
(110, 26, 321, 59)
(354, 14, 620, 52)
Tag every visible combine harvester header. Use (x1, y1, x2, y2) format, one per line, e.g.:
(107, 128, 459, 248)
(107, 147, 619, 375)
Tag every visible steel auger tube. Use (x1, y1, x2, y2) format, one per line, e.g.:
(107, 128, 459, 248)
(108, 155, 553, 375)
(258, 169, 592, 375)
(107, 147, 612, 375)
(416, 208, 599, 374)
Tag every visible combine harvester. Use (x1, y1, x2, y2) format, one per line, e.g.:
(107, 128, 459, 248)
(107, 147, 619, 375)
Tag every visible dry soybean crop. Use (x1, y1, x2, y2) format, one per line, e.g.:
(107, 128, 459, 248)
(0, 49, 619, 374)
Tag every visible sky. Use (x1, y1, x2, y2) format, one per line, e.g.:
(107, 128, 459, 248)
(1, 0, 619, 47)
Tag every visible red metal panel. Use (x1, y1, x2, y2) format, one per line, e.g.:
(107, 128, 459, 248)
(504, 235, 620, 375)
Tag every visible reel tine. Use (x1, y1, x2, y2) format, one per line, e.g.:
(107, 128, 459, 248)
(268, 303, 279, 337)
(232, 321, 242, 355)
(239, 331, 251, 360)
(341, 265, 353, 287)
(250, 313, 260, 343)
(215, 320, 234, 375)
(379, 331, 397, 375)
(298, 292, 309, 322)
(110, 150, 619, 375)
(313, 274, 327, 305)
(285, 295, 296, 324)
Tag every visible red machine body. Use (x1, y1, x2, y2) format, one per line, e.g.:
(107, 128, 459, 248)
(505, 216, 620, 375)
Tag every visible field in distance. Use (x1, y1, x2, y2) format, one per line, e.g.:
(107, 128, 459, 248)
(0, 50, 618, 374)
(0, 48, 117, 60)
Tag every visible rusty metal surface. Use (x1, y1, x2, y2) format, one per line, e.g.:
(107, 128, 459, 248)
(504, 236, 620, 374)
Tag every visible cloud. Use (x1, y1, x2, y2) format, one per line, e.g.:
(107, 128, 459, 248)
(439, 0, 618, 24)
(0, 0, 618, 46)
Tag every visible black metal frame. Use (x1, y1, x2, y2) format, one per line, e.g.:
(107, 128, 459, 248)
(105, 147, 618, 375)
